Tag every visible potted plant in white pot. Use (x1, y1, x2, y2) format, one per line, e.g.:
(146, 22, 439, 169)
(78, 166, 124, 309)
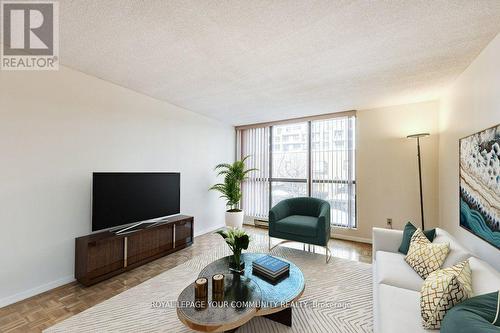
(209, 156, 256, 228)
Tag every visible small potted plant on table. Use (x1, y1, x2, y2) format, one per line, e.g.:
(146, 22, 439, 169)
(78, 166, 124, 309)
(216, 228, 250, 274)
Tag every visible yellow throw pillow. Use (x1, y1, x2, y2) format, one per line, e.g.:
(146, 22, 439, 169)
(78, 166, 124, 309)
(420, 260, 472, 329)
(439, 260, 473, 298)
(405, 228, 449, 279)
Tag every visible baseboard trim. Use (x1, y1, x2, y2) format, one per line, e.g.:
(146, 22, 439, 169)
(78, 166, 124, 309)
(0, 275, 75, 308)
(331, 234, 372, 244)
(0, 224, 224, 309)
(243, 221, 371, 244)
(194, 223, 224, 238)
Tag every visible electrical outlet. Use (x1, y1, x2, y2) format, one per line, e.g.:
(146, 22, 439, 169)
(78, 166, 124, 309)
(387, 218, 393, 228)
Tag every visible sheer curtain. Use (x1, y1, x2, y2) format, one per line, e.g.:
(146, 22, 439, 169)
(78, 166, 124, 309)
(237, 127, 270, 219)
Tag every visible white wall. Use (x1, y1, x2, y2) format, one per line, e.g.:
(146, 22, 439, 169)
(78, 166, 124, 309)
(0, 66, 234, 306)
(439, 33, 500, 271)
(333, 101, 440, 242)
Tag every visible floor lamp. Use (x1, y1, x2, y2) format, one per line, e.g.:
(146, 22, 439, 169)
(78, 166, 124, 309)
(407, 133, 430, 230)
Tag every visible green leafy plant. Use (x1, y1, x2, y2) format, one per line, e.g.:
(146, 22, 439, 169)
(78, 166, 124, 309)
(209, 156, 257, 212)
(216, 228, 250, 271)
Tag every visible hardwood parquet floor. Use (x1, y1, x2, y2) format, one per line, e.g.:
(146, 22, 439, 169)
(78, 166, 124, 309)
(0, 226, 372, 333)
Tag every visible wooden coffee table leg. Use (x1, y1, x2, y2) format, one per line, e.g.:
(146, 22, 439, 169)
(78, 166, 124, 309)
(263, 307, 292, 327)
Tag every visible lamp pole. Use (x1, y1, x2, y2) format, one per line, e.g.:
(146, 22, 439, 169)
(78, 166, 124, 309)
(416, 136, 425, 230)
(407, 133, 430, 230)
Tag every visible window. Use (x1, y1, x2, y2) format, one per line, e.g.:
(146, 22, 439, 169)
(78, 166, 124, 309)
(271, 122, 308, 207)
(311, 117, 356, 228)
(237, 114, 356, 229)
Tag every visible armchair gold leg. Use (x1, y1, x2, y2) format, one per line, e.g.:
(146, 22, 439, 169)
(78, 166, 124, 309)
(269, 239, 297, 252)
(268, 238, 331, 263)
(324, 246, 331, 263)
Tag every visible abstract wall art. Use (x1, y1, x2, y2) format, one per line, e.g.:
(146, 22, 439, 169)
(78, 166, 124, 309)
(459, 124, 500, 249)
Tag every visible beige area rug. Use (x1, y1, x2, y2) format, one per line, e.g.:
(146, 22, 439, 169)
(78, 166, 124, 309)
(45, 235, 373, 333)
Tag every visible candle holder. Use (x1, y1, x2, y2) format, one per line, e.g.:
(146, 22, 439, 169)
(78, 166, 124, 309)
(194, 277, 208, 309)
(212, 274, 224, 302)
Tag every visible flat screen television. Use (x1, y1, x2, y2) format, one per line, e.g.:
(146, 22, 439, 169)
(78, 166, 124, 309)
(92, 172, 180, 231)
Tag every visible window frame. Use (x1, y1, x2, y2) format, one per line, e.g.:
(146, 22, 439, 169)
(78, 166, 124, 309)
(236, 111, 357, 229)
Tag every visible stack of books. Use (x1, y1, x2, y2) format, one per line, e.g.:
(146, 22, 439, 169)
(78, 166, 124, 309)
(252, 255, 290, 283)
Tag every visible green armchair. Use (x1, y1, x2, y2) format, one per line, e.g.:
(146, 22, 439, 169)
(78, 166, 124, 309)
(269, 197, 331, 262)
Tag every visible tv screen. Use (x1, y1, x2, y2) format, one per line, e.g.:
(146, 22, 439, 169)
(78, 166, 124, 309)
(92, 172, 180, 231)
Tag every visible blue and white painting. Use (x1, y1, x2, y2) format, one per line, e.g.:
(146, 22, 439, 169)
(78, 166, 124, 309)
(460, 124, 500, 249)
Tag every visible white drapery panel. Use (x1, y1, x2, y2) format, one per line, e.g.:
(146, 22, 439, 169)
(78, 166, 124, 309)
(237, 127, 270, 219)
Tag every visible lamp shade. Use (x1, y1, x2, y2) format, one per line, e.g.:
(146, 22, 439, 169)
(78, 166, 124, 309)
(407, 133, 430, 139)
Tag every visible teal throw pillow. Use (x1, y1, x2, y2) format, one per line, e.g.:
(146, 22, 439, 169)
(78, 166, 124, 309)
(398, 222, 436, 254)
(441, 291, 500, 333)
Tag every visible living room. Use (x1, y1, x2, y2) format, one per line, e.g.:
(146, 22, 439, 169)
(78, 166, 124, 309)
(0, 1, 499, 332)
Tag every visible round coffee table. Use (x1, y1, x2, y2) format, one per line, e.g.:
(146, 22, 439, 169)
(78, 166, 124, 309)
(177, 253, 305, 332)
(177, 274, 261, 332)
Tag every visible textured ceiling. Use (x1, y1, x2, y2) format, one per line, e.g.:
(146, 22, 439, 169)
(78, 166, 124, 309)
(60, 1, 500, 125)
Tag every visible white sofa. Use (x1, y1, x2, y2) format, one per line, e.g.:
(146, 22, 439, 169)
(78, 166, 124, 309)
(372, 227, 500, 333)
